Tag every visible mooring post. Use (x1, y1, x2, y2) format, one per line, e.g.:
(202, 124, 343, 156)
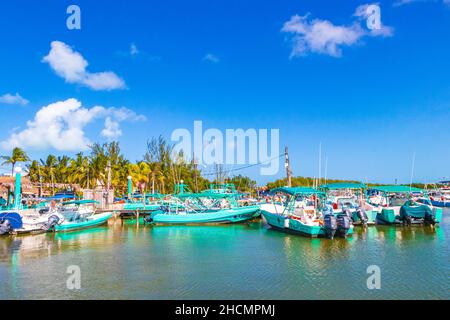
(14, 167, 22, 209)
(127, 175, 132, 200)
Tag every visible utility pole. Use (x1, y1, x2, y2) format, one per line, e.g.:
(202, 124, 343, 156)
(106, 160, 111, 207)
(38, 164, 42, 198)
(87, 167, 90, 190)
(285, 146, 292, 187)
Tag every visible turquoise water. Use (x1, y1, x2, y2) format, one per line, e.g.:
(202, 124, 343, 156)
(0, 209, 449, 300)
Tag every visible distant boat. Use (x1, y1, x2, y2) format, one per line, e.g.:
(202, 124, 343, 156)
(261, 187, 353, 239)
(320, 182, 377, 226)
(420, 189, 450, 208)
(54, 200, 112, 232)
(368, 186, 442, 225)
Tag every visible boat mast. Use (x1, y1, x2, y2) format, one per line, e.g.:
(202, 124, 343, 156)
(318, 142, 322, 187)
(410, 151, 416, 190)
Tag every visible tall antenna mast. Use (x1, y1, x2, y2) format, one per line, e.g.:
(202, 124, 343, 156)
(318, 142, 322, 186)
(410, 151, 416, 189)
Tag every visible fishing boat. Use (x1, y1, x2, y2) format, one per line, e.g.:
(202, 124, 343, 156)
(368, 186, 442, 225)
(145, 183, 260, 225)
(260, 187, 353, 239)
(320, 182, 377, 226)
(54, 200, 112, 232)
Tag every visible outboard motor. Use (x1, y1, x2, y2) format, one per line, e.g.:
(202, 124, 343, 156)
(143, 215, 153, 224)
(41, 215, 61, 231)
(342, 207, 353, 221)
(0, 219, 12, 235)
(323, 214, 337, 239)
(424, 210, 436, 226)
(0, 213, 22, 235)
(356, 207, 368, 226)
(336, 214, 351, 238)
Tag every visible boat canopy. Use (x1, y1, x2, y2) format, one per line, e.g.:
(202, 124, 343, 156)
(177, 192, 239, 199)
(269, 187, 325, 196)
(131, 193, 163, 199)
(43, 194, 76, 201)
(370, 185, 424, 194)
(320, 182, 366, 190)
(63, 200, 99, 205)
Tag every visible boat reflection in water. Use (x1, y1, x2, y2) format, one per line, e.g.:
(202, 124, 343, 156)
(0, 211, 448, 300)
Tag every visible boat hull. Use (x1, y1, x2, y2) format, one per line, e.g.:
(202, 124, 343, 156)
(150, 206, 260, 225)
(348, 210, 377, 226)
(261, 211, 353, 238)
(54, 212, 112, 232)
(430, 200, 450, 208)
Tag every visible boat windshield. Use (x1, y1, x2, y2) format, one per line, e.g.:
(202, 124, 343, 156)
(388, 196, 408, 207)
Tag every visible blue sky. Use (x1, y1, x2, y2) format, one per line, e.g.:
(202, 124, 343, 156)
(0, 0, 449, 184)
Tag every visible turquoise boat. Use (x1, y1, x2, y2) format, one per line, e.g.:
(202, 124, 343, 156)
(54, 200, 112, 232)
(368, 186, 442, 226)
(146, 183, 260, 225)
(261, 187, 354, 239)
(320, 182, 377, 226)
(149, 205, 261, 224)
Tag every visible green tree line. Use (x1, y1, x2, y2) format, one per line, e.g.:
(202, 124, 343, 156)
(0, 137, 256, 197)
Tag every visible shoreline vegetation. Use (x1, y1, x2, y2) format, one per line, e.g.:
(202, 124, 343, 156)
(0, 136, 442, 198)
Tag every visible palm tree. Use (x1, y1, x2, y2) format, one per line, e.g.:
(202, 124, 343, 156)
(127, 162, 151, 193)
(40, 155, 57, 195)
(1, 147, 30, 175)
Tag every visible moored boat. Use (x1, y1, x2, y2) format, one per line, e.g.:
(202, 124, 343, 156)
(320, 182, 377, 226)
(260, 187, 354, 239)
(54, 200, 112, 232)
(368, 186, 442, 226)
(420, 189, 450, 208)
(145, 183, 260, 225)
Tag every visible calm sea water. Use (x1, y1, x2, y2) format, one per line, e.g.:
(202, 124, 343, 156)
(0, 208, 449, 300)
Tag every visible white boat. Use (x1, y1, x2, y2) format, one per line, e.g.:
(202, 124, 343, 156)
(0, 207, 64, 235)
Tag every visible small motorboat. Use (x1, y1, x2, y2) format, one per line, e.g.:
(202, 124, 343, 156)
(54, 200, 112, 232)
(321, 182, 377, 226)
(0, 205, 64, 235)
(260, 187, 353, 239)
(144, 183, 260, 225)
(368, 186, 442, 226)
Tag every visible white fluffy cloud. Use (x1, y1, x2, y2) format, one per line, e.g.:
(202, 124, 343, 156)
(0, 93, 29, 106)
(42, 41, 126, 91)
(1, 98, 145, 151)
(282, 4, 393, 58)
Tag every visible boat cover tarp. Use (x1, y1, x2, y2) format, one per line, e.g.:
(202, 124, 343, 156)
(0, 212, 23, 229)
(400, 204, 432, 219)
